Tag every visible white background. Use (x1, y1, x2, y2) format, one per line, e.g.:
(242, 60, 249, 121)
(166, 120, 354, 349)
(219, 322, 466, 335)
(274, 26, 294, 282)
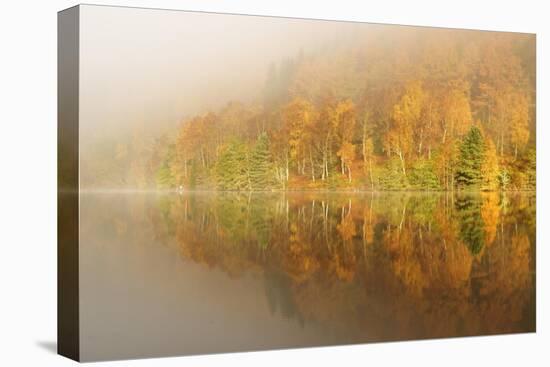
(0, 0, 547, 366)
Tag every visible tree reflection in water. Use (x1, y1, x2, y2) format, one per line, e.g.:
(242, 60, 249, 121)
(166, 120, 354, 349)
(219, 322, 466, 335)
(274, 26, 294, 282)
(150, 191, 535, 341)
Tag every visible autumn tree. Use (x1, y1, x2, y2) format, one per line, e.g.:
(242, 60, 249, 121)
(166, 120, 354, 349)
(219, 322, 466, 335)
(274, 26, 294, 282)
(281, 98, 317, 178)
(249, 133, 273, 189)
(480, 136, 499, 190)
(361, 111, 376, 189)
(439, 81, 472, 144)
(386, 81, 424, 179)
(269, 125, 290, 188)
(509, 92, 530, 159)
(337, 142, 356, 182)
(317, 95, 339, 181)
(334, 99, 357, 181)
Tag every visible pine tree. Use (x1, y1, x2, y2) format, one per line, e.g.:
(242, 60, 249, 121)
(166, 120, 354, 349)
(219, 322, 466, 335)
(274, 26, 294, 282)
(249, 133, 272, 190)
(455, 126, 485, 188)
(215, 140, 251, 190)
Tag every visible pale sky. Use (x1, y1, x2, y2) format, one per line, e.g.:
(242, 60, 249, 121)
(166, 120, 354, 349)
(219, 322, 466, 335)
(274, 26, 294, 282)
(79, 5, 364, 143)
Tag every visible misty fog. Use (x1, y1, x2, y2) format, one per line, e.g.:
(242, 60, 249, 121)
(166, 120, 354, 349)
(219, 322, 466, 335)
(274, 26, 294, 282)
(79, 5, 363, 142)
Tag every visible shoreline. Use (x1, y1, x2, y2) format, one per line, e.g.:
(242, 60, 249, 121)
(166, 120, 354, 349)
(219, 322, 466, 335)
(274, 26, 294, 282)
(76, 188, 537, 194)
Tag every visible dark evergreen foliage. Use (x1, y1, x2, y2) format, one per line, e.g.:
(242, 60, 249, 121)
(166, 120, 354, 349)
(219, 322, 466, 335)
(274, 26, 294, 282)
(249, 133, 273, 190)
(455, 127, 485, 188)
(215, 140, 251, 190)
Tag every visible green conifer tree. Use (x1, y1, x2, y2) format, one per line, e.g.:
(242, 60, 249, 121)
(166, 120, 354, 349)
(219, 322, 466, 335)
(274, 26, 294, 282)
(215, 140, 251, 190)
(249, 133, 272, 190)
(455, 126, 485, 188)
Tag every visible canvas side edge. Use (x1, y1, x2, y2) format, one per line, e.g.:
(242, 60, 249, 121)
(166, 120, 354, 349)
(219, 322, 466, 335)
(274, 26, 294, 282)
(57, 5, 80, 362)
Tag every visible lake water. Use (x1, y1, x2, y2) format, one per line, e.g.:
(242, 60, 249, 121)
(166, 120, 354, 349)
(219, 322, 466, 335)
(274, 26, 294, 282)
(79, 191, 536, 361)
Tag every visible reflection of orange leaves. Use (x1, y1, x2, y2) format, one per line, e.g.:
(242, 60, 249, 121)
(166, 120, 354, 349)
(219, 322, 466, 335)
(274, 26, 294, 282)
(289, 223, 299, 242)
(432, 240, 472, 291)
(282, 246, 320, 283)
(385, 227, 427, 297)
(281, 222, 320, 283)
(332, 212, 358, 282)
(385, 220, 473, 299)
(396, 258, 425, 297)
(333, 253, 355, 282)
(337, 214, 356, 241)
(508, 234, 531, 288)
(475, 232, 533, 332)
(481, 193, 500, 246)
(363, 222, 374, 244)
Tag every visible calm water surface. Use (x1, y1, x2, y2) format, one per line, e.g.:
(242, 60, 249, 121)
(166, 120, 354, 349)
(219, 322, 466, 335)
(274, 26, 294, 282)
(79, 191, 535, 361)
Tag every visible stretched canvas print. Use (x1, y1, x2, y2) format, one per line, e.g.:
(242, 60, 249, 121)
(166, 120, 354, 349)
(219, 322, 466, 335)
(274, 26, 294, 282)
(58, 4, 536, 362)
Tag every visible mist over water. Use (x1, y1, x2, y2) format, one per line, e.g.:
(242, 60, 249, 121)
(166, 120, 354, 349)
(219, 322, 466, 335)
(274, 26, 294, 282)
(78, 191, 535, 360)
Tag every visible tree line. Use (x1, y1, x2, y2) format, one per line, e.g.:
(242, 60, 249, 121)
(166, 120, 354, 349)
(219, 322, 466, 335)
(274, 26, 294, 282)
(149, 28, 535, 191)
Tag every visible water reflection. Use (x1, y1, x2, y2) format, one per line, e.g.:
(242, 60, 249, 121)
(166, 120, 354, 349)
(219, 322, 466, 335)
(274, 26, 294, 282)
(80, 191, 535, 360)
(153, 191, 535, 340)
